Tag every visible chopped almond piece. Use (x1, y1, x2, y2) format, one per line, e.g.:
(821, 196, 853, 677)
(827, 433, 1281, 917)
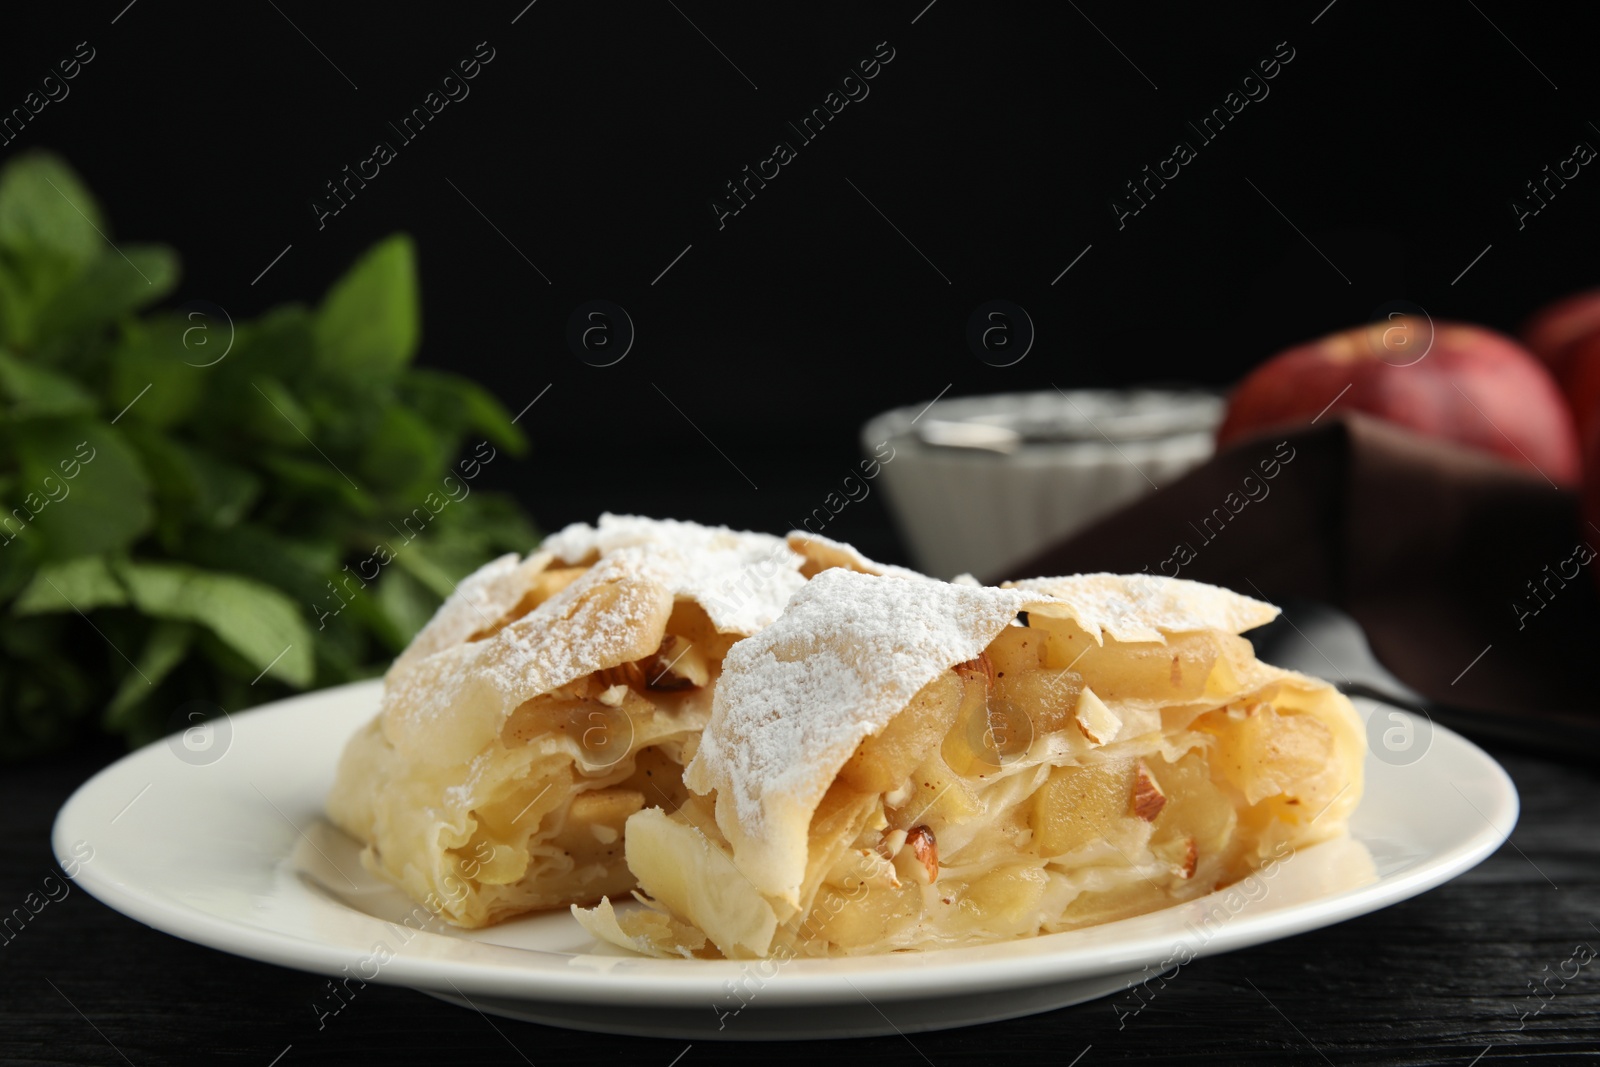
(952, 651, 996, 687)
(598, 661, 647, 690)
(1131, 760, 1167, 821)
(1074, 687, 1121, 746)
(823, 846, 903, 893)
(1178, 837, 1197, 879)
(907, 825, 939, 883)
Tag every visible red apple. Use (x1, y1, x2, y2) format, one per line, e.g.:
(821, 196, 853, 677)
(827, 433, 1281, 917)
(1523, 287, 1600, 379)
(1218, 319, 1581, 485)
(1585, 431, 1600, 599)
(1585, 420, 1600, 598)
(1558, 332, 1600, 455)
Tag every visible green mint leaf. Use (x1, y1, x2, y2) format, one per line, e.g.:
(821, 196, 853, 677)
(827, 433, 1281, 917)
(113, 559, 315, 687)
(105, 316, 206, 430)
(0, 152, 105, 265)
(12, 555, 128, 614)
(6, 417, 153, 561)
(0, 349, 96, 418)
(34, 243, 180, 344)
(313, 234, 419, 380)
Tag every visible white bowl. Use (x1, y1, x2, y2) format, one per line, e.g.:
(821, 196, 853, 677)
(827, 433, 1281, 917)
(861, 389, 1223, 580)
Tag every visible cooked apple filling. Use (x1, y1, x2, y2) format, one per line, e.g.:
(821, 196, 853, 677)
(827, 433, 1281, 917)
(576, 570, 1363, 958)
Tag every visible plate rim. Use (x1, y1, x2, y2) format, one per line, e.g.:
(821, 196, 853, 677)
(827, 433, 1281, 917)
(53, 678, 1519, 1008)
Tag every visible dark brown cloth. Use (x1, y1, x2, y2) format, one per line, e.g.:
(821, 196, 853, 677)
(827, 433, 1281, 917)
(1005, 414, 1598, 717)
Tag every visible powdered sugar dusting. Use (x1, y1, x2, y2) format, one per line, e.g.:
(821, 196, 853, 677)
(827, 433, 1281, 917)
(544, 514, 806, 633)
(381, 548, 676, 764)
(1006, 573, 1278, 642)
(378, 517, 814, 764)
(389, 551, 551, 677)
(684, 569, 1031, 900)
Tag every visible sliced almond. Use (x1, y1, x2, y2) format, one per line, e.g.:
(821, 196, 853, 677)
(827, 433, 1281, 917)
(1074, 687, 1121, 746)
(907, 824, 939, 883)
(597, 660, 647, 690)
(952, 651, 996, 688)
(821, 844, 901, 891)
(1178, 837, 1197, 879)
(1131, 760, 1167, 822)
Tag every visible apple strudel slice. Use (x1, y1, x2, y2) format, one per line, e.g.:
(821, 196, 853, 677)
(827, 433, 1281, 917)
(575, 568, 1363, 958)
(327, 515, 904, 928)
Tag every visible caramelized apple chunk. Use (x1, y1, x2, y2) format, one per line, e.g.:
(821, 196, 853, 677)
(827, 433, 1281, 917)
(942, 663, 1034, 775)
(889, 751, 981, 827)
(840, 671, 963, 793)
(1035, 620, 1222, 703)
(953, 865, 1050, 937)
(993, 668, 1084, 735)
(1203, 703, 1334, 805)
(804, 879, 922, 949)
(987, 623, 1046, 676)
(1028, 758, 1136, 857)
(1144, 748, 1235, 860)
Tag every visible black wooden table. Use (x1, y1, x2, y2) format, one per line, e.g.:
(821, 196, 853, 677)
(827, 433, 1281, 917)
(2, 730, 1596, 1066)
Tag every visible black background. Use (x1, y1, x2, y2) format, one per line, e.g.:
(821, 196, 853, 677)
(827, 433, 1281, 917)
(4, 5, 1600, 1063)
(5, 0, 1599, 559)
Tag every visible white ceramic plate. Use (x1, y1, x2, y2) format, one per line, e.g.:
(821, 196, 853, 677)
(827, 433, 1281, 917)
(54, 679, 1517, 1040)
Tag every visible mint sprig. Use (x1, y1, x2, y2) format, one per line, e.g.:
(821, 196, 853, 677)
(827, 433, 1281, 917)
(0, 151, 537, 758)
